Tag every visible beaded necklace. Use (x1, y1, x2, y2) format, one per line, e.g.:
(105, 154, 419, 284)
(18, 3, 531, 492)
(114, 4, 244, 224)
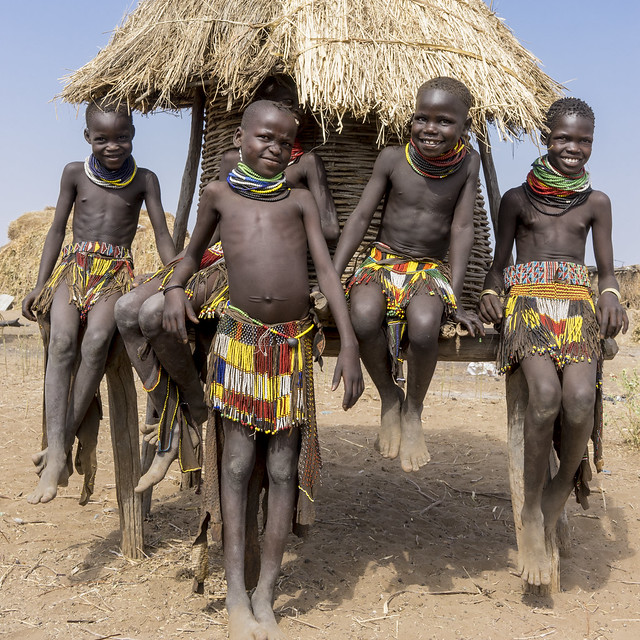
(84, 154, 137, 189)
(288, 140, 304, 165)
(523, 155, 592, 216)
(405, 138, 467, 179)
(227, 162, 290, 201)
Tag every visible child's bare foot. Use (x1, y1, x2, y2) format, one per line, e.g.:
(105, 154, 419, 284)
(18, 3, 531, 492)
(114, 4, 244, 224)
(31, 448, 70, 486)
(375, 388, 403, 459)
(399, 409, 431, 472)
(27, 456, 69, 504)
(251, 590, 287, 640)
(518, 507, 551, 586)
(228, 599, 268, 640)
(134, 421, 179, 494)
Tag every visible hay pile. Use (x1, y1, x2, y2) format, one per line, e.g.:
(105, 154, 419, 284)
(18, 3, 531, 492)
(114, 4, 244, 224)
(590, 265, 640, 310)
(0, 208, 176, 301)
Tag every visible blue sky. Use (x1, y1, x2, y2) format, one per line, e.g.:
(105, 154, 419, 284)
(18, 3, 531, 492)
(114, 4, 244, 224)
(1, 1, 638, 266)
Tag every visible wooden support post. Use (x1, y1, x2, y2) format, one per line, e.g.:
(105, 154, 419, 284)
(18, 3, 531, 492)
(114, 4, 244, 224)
(105, 334, 144, 559)
(172, 88, 205, 252)
(478, 126, 502, 237)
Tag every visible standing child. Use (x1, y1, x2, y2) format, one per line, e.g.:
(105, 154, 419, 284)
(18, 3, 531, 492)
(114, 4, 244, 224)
(22, 99, 175, 504)
(162, 100, 363, 640)
(479, 97, 628, 586)
(333, 77, 483, 473)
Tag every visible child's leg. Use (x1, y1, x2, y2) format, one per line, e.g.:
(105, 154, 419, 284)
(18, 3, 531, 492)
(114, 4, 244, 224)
(139, 291, 208, 424)
(399, 293, 443, 472)
(251, 428, 300, 639)
(220, 418, 266, 640)
(28, 286, 81, 504)
(542, 359, 598, 531)
(518, 355, 562, 586)
(349, 282, 404, 459)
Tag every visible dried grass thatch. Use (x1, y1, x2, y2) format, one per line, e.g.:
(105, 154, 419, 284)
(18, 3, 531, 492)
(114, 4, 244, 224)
(60, 0, 562, 142)
(0, 209, 177, 300)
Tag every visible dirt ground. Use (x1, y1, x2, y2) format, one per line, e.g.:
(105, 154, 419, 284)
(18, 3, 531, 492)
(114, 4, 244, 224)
(1, 309, 640, 640)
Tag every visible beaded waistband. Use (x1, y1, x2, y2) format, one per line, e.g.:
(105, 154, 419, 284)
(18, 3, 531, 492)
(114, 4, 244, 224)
(504, 261, 591, 289)
(62, 241, 132, 260)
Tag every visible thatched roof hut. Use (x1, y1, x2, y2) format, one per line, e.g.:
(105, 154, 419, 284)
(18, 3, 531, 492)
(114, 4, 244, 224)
(58, 0, 563, 307)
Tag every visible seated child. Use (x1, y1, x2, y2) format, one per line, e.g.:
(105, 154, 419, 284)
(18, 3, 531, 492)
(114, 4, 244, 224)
(478, 97, 628, 586)
(22, 98, 175, 504)
(162, 100, 363, 640)
(333, 77, 483, 472)
(115, 74, 340, 493)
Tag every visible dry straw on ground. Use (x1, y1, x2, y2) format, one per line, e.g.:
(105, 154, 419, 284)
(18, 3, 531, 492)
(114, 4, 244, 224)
(59, 0, 562, 143)
(0, 208, 176, 301)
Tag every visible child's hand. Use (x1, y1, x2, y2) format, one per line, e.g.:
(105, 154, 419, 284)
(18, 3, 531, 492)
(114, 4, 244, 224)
(331, 344, 364, 410)
(596, 293, 628, 338)
(22, 288, 42, 322)
(451, 308, 485, 337)
(478, 293, 502, 326)
(162, 288, 199, 343)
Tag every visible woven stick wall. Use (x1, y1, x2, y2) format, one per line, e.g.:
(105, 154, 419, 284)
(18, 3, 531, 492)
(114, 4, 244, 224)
(200, 95, 492, 310)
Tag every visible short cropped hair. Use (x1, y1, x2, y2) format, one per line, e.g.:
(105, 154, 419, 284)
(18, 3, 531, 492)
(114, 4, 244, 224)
(240, 100, 298, 130)
(416, 77, 473, 111)
(544, 97, 595, 133)
(85, 98, 134, 128)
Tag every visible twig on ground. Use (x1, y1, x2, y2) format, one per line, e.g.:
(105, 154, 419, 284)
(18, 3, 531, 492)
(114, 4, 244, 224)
(405, 477, 439, 503)
(338, 437, 364, 448)
(284, 616, 321, 630)
(437, 479, 511, 501)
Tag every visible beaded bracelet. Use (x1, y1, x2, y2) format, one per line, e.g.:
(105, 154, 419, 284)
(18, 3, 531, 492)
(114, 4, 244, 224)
(479, 289, 500, 299)
(163, 284, 185, 295)
(600, 287, 621, 302)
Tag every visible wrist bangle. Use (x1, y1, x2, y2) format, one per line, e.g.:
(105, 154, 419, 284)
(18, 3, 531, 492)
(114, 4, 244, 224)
(600, 287, 621, 302)
(163, 284, 185, 295)
(480, 289, 500, 299)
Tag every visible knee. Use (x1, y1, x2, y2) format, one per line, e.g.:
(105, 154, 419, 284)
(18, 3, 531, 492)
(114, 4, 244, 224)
(406, 313, 440, 349)
(350, 300, 385, 342)
(267, 454, 297, 487)
(139, 295, 164, 339)
(223, 450, 255, 487)
(48, 330, 78, 365)
(81, 327, 115, 368)
(563, 384, 596, 422)
(114, 295, 141, 335)
(527, 381, 562, 422)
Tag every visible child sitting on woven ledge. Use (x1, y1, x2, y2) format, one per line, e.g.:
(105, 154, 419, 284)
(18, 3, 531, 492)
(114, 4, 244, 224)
(332, 76, 484, 473)
(21, 98, 175, 505)
(162, 99, 363, 640)
(479, 97, 628, 587)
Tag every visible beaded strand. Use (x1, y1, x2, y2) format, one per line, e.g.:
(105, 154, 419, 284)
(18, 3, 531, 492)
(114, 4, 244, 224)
(405, 138, 467, 179)
(227, 162, 290, 201)
(84, 154, 137, 189)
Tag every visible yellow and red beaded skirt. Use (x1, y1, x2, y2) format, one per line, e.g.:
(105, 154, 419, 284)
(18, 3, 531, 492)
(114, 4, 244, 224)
(34, 241, 134, 323)
(206, 304, 321, 507)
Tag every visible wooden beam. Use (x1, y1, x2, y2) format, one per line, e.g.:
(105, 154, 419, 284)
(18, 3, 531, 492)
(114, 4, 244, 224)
(478, 127, 502, 237)
(172, 88, 205, 252)
(105, 334, 144, 559)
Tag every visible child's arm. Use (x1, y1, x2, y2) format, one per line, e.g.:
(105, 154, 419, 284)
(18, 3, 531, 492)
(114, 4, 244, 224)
(591, 191, 629, 338)
(142, 170, 176, 264)
(162, 185, 220, 342)
(298, 153, 340, 243)
(332, 150, 392, 276)
(302, 191, 364, 409)
(478, 189, 519, 325)
(22, 164, 78, 321)
(447, 152, 484, 335)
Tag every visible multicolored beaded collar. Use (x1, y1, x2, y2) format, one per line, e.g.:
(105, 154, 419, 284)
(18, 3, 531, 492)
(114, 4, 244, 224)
(523, 155, 592, 215)
(288, 140, 304, 165)
(405, 138, 467, 179)
(227, 162, 290, 201)
(84, 154, 137, 189)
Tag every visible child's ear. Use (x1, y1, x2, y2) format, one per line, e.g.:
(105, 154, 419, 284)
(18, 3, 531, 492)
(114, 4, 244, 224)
(464, 116, 472, 135)
(130, 124, 136, 140)
(84, 128, 91, 143)
(232, 126, 242, 148)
